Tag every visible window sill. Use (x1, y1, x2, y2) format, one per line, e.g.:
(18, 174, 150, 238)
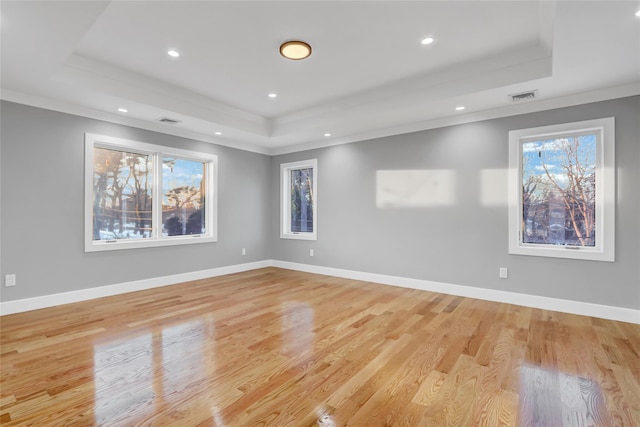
(85, 235, 218, 252)
(280, 232, 317, 241)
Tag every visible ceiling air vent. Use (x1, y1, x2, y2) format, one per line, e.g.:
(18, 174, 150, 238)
(157, 117, 181, 125)
(509, 90, 538, 102)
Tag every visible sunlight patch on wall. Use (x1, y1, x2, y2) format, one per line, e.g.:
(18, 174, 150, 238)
(480, 168, 508, 207)
(376, 170, 456, 208)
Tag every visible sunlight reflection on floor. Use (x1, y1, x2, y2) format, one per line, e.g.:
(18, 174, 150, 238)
(519, 364, 611, 426)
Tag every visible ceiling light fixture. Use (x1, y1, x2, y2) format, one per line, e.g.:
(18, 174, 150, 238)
(280, 41, 312, 60)
(268, 93, 278, 98)
(455, 106, 465, 111)
(117, 108, 128, 113)
(421, 37, 435, 45)
(636, 9, 640, 17)
(324, 133, 331, 137)
(167, 50, 180, 58)
(214, 131, 222, 136)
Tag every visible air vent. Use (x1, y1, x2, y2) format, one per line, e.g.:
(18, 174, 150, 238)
(157, 117, 181, 125)
(509, 90, 538, 102)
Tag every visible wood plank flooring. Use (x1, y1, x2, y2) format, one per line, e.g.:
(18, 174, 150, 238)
(1, 267, 639, 426)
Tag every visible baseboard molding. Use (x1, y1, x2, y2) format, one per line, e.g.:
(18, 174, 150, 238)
(2, 259, 638, 324)
(0, 260, 271, 316)
(272, 260, 640, 324)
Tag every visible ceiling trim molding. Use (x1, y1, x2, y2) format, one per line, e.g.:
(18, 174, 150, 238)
(274, 44, 552, 130)
(2, 83, 638, 157)
(0, 89, 271, 155)
(269, 83, 640, 155)
(56, 54, 271, 137)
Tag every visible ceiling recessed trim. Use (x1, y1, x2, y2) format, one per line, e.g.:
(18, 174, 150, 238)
(3, 84, 636, 157)
(280, 41, 312, 60)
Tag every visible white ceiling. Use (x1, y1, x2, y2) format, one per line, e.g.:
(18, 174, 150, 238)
(1, 1, 639, 155)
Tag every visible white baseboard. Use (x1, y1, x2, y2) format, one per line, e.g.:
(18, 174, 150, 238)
(272, 261, 640, 324)
(2, 259, 638, 324)
(0, 260, 271, 316)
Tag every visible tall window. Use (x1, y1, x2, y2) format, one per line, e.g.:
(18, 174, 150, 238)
(281, 159, 317, 240)
(85, 133, 217, 252)
(508, 118, 614, 261)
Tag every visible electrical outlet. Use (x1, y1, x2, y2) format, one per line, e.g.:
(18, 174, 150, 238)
(499, 268, 508, 279)
(310, 249, 314, 257)
(242, 248, 246, 256)
(5, 274, 16, 287)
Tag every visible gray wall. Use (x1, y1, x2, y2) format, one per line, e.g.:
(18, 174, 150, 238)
(271, 96, 640, 310)
(0, 101, 272, 301)
(2, 97, 639, 311)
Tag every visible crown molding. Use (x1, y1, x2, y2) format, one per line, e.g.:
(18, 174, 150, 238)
(3, 83, 638, 157)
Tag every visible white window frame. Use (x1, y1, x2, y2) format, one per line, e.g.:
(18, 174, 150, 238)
(508, 117, 615, 262)
(85, 133, 218, 252)
(280, 159, 318, 240)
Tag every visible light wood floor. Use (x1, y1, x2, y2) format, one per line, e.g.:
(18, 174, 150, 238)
(1, 268, 639, 426)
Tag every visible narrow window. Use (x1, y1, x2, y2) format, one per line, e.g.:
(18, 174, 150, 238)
(281, 159, 317, 240)
(508, 118, 614, 261)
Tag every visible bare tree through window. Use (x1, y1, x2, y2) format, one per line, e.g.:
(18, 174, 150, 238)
(290, 168, 314, 233)
(86, 133, 218, 252)
(509, 118, 614, 261)
(92, 147, 152, 241)
(162, 158, 206, 236)
(522, 133, 596, 247)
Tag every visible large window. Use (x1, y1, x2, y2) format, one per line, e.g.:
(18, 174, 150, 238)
(508, 118, 614, 261)
(85, 133, 217, 252)
(280, 159, 317, 240)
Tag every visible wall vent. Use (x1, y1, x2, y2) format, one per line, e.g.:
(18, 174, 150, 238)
(509, 90, 538, 102)
(157, 117, 181, 125)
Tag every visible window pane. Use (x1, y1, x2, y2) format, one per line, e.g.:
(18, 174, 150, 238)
(93, 147, 153, 241)
(290, 168, 314, 233)
(162, 158, 206, 236)
(521, 133, 596, 247)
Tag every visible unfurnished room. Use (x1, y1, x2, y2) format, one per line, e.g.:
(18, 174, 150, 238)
(1, 1, 639, 426)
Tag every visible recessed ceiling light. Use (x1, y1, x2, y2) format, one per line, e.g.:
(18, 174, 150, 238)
(280, 41, 312, 60)
(214, 131, 222, 136)
(324, 133, 331, 137)
(167, 50, 180, 58)
(455, 106, 465, 111)
(268, 93, 278, 98)
(421, 37, 435, 45)
(636, 9, 640, 17)
(117, 108, 128, 113)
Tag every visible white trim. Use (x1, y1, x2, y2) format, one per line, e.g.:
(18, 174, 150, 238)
(508, 117, 615, 261)
(0, 261, 271, 316)
(0, 89, 271, 155)
(280, 159, 318, 240)
(1, 260, 637, 323)
(271, 261, 640, 324)
(270, 84, 639, 155)
(85, 133, 218, 252)
(3, 84, 637, 157)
